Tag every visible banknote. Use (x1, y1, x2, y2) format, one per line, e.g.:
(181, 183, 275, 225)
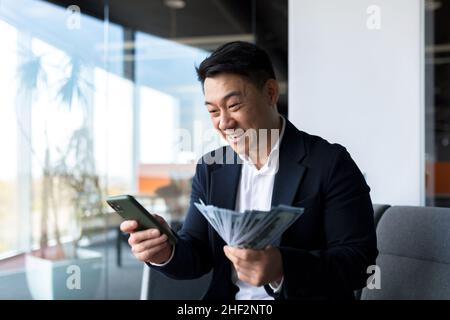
(194, 200, 304, 249)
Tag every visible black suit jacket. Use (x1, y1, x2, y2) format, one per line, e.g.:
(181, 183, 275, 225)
(150, 119, 378, 300)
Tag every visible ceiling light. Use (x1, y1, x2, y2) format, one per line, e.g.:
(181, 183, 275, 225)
(164, 0, 186, 10)
(425, 0, 442, 11)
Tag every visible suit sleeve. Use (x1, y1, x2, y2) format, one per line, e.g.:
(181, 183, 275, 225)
(267, 146, 378, 299)
(148, 162, 213, 279)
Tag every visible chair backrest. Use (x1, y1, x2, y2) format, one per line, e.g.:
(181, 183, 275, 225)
(361, 206, 450, 300)
(372, 204, 390, 228)
(141, 265, 212, 300)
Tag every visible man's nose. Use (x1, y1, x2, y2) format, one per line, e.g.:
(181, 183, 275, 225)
(218, 112, 235, 131)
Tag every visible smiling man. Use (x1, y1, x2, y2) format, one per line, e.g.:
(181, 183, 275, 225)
(120, 41, 378, 300)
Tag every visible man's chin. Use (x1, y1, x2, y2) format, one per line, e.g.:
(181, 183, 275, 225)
(229, 143, 248, 158)
(229, 143, 240, 153)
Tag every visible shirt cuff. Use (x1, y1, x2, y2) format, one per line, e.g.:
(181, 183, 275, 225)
(269, 276, 284, 293)
(148, 245, 175, 267)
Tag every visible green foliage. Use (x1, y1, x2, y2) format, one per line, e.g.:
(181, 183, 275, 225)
(16, 46, 102, 258)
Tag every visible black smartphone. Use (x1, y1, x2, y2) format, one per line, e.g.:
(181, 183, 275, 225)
(106, 194, 177, 246)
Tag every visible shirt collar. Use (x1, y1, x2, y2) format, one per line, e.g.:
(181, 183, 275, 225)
(238, 115, 286, 173)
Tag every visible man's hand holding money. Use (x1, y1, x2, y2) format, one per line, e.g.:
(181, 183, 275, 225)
(223, 245, 283, 287)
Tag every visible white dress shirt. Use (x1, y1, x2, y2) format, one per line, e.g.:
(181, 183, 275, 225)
(233, 116, 286, 300)
(152, 116, 286, 300)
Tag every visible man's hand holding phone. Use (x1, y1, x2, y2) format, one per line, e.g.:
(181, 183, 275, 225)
(120, 214, 173, 264)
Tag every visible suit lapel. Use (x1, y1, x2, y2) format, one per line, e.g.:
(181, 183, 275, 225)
(271, 119, 308, 207)
(209, 155, 242, 295)
(209, 153, 242, 245)
(271, 156, 306, 207)
(210, 161, 242, 210)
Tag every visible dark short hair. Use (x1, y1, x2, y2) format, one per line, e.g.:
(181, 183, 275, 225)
(196, 41, 276, 90)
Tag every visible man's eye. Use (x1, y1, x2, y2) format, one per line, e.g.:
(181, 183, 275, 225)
(209, 110, 219, 116)
(228, 103, 241, 109)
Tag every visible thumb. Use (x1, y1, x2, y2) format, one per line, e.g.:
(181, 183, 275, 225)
(152, 213, 168, 226)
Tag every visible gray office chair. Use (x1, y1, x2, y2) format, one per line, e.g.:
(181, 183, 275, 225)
(361, 206, 450, 299)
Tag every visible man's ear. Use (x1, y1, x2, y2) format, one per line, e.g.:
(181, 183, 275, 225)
(264, 79, 279, 107)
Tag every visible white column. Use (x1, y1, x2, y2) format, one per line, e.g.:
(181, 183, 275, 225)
(289, 0, 424, 205)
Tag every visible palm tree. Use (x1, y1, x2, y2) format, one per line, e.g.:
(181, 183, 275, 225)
(54, 56, 103, 258)
(16, 44, 102, 260)
(16, 47, 64, 259)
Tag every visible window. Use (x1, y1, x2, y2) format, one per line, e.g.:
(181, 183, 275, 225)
(0, 0, 287, 299)
(425, 1, 450, 207)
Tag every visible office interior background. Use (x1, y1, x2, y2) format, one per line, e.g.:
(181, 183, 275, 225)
(0, 0, 448, 299)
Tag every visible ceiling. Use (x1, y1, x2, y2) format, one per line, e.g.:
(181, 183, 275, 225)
(47, 0, 288, 112)
(46, 0, 287, 78)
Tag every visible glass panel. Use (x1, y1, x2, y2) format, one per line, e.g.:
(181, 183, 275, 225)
(135, 33, 218, 227)
(425, 0, 450, 207)
(0, 19, 19, 257)
(0, 0, 109, 299)
(0, 0, 288, 300)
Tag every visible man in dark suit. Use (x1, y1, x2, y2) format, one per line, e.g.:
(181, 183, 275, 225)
(121, 41, 378, 300)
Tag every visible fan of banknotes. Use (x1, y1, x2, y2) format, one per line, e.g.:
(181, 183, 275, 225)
(194, 199, 304, 249)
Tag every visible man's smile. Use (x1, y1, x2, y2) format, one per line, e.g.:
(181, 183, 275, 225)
(224, 129, 245, 144)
